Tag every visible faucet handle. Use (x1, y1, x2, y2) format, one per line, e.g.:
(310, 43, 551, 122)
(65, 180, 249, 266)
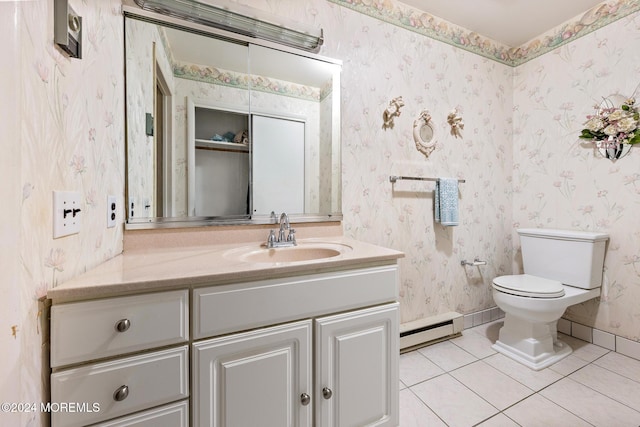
(267, 229, 276, 248)
(287, 228, 297, 245)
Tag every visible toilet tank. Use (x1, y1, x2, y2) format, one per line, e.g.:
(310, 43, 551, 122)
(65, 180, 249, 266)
(518, 228, 609, 289)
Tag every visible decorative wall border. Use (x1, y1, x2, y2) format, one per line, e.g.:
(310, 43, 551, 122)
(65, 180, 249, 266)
(328, 0, 640, 67)
(172, 61, 324, 102)
(158, 26, 328, 102)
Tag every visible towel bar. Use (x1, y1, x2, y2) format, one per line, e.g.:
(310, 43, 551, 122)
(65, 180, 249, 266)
(389, 175, 466, 184)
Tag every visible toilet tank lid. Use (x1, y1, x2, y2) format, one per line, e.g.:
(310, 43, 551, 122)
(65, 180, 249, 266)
(517, 228, 609, 242)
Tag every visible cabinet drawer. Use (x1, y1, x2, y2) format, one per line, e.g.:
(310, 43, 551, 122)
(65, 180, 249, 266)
(194, 265, 398, 339)
(51, 290, 189, 367)
(51, 346, 189, 427)
(90, 400, 188, 427)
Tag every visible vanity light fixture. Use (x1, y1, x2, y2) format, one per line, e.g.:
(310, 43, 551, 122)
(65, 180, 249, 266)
(132, 0, 324, 52)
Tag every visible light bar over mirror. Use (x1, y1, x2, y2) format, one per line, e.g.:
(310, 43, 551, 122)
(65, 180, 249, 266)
(132, 0, 324, 52)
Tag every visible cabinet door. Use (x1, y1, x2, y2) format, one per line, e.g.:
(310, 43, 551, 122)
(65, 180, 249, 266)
(193, 320, 312, 427)
(315, 303, 399, 427)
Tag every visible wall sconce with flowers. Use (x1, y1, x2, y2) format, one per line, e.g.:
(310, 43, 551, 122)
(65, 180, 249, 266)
(579, 94, 639, 160)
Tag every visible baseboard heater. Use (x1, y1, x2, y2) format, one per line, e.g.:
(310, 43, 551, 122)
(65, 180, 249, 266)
(400, 311, 463, 352)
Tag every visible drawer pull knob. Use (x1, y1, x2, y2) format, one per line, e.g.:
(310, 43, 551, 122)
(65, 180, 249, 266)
(322, 387, 333, 400)
(115, 319, 131, 332)
(113, 385, 129, 402)
(300, 393, 311, 406)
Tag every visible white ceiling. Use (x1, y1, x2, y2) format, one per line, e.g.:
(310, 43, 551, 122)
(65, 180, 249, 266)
(400, 0, 605, 47)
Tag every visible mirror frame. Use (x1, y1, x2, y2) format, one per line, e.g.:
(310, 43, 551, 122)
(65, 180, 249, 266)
(122, 1, 342, 230)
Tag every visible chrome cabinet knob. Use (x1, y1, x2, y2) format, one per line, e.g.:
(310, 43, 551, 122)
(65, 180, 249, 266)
(300, 393, 311, 406)
(322, 387, 333, 399)
(113, 385, 129, 402)
(115, 318, 131, 332)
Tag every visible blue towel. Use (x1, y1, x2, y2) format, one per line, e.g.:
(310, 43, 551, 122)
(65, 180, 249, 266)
(435, 178, 459, 226)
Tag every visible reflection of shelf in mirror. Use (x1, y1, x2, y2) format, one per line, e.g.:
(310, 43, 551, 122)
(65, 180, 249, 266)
(195, 139, 249, 153)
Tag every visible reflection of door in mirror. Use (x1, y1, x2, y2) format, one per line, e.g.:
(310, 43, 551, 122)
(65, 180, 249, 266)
(154, 58, 173, 217)
(252, 115, 305, 215)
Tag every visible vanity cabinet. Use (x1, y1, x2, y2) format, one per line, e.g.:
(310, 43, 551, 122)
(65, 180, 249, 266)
(192, 265, 399, 427)
(193, 305, 398, 427)
(50, 263, 400, 427)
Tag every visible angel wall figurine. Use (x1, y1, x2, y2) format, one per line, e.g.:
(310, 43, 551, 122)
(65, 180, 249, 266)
(447, 108, 464, 138)
(382, 96, 404, 130)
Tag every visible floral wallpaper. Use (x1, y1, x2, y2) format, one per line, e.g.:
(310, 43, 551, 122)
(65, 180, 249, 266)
(1, 0, 639, 425)
(512, 11, 640, 341)
(0, 0, 124, 424)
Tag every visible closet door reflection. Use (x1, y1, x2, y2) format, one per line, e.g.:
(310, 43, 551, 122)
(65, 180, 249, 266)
(252, 115, 305, 215)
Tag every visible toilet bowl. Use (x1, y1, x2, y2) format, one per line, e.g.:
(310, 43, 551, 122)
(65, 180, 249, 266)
(491, 228, 608, 370)
(492, 275, 600, 370)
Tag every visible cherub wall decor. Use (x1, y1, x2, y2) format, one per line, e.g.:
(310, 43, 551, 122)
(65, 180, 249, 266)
(382, 96, 404, 130)
(447, 108, 464, 138)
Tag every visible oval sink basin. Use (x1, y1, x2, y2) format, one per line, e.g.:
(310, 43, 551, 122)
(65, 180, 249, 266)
(224, 242, 352, 265)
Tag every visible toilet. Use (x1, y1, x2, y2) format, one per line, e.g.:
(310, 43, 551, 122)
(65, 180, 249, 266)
(492, 228, 609, 370)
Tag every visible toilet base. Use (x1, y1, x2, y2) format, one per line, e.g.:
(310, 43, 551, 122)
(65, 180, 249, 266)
(492, 314, 572, 370)
(492, 338, 571, 371)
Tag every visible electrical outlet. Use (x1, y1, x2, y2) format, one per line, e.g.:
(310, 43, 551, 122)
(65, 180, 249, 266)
(53, 191, 82, 238)
(107, 195, 117, 228)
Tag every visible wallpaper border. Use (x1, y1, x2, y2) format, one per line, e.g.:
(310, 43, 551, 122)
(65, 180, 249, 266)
(327, 0, 640, 67)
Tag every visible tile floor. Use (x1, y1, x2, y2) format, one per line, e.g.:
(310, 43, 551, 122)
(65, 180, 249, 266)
(400, 320, 640, 427)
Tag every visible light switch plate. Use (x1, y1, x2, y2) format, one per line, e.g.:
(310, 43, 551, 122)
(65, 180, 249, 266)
(53, 191, 82, 238)
(107, 195, 117, 228)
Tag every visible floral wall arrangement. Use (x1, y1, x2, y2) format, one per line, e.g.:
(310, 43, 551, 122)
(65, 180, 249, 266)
(580, 95, 639, 160)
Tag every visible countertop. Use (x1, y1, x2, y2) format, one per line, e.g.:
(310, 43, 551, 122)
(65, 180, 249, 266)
(47, 237, 404, 303)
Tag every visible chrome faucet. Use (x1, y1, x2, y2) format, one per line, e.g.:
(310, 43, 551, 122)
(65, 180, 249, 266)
(266, 212, 297, 248)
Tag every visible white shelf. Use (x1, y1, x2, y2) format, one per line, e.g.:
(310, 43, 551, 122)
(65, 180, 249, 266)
(195, 139, 249, 152)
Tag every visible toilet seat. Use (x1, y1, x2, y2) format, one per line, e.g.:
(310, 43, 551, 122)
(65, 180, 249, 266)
(493, 274, 565, 298)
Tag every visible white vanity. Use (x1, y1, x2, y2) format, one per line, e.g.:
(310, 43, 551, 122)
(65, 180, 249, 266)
(48, 236, 403, 426)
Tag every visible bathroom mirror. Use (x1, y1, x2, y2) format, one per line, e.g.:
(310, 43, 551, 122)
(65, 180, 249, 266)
(124, 14, 342, 228)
